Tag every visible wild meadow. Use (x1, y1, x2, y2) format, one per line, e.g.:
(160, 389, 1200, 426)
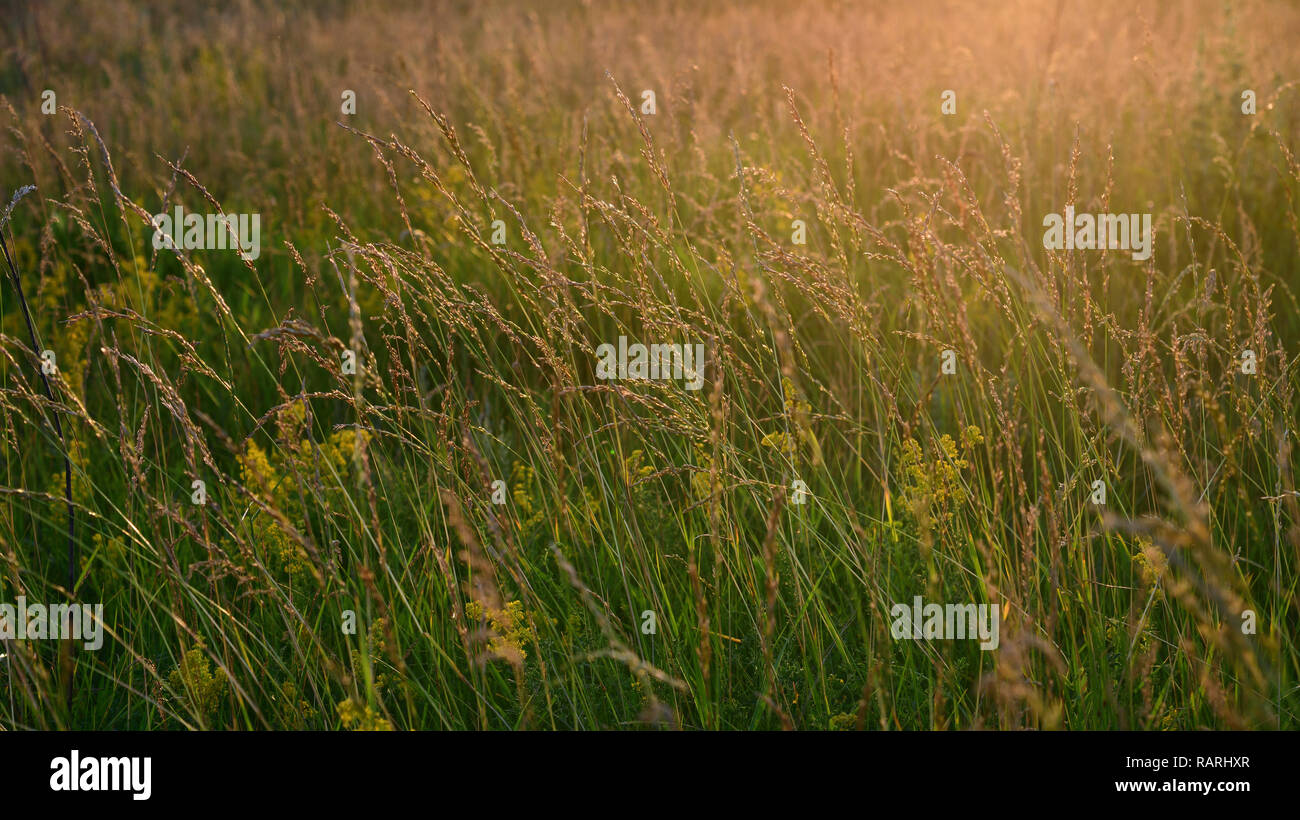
(0, 0, 1297, 729)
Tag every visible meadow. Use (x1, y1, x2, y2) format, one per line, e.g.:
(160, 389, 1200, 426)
(0, 0, 1297, 729)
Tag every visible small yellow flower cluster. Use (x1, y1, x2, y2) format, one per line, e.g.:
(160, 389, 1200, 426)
(1131, 537, 1167, 600)
(167, 640, 227, 722)
(274, 680, 317, 729)
(960, 425, 985, 449)
(239, 439, 312, 583)
(691, 443, 721, 502)
(622, 449, 654, 485)
(760, 430, 797, 456)
(898, 425, 983, 521)
(761, 378, 822, 462)
(828, 712, 858, 731)
(321, 428, 367, 475)
(465, 599, 536, 665)
(509, 461, 547, 534)
(1106, 618, 1154, 661)
(238, 438, 276, 490)
(349, 617, 396, 695)
(782, 376, 811, 418)
(237, 408, 373, 584)
(336, 697, 393, 731)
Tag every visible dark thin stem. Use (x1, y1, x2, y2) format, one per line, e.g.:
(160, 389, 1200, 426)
(0, 221, 75, 708)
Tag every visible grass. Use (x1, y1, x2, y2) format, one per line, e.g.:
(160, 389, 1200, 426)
(0, 0, 1296, 729)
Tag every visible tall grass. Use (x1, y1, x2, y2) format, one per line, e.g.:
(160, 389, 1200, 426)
(0, 0, 1296, 729)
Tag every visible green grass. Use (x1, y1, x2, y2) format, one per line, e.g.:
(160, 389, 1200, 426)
(0, 0, 1296, 729)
